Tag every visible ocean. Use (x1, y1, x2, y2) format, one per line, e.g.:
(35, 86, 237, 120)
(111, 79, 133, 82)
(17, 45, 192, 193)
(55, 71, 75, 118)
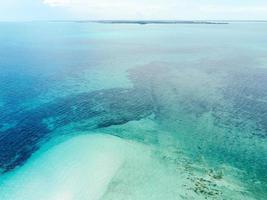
(0, 21, 266, 199)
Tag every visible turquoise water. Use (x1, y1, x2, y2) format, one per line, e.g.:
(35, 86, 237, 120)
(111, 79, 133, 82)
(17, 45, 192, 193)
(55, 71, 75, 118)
(0, 22, 266, 199)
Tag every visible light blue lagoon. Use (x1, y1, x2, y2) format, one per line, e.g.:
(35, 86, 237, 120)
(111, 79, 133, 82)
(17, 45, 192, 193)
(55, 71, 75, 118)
(0, 22, 266, 199)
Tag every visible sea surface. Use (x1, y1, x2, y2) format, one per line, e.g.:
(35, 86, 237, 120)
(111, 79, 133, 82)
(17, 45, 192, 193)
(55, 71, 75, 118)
(0, 22, 266, 200)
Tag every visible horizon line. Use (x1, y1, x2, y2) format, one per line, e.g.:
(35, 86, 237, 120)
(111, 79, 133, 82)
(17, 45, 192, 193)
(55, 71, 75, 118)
(1, 19, 267, 23)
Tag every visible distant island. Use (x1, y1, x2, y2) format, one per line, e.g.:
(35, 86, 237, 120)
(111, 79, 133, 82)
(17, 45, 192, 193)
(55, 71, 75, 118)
(75, 20, 229, 25)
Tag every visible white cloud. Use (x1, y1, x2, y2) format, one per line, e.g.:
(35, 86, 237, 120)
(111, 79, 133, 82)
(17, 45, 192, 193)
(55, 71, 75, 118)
(198, 4, 267, 20)
(43, 0, 70, 7)
(42, 0, 182, 19)
(200, 4, 267, 13)
(42, 0, 267, 20)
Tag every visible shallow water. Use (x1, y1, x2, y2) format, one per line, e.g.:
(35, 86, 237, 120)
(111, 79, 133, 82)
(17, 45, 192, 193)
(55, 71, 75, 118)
(0, 22, 266, 199)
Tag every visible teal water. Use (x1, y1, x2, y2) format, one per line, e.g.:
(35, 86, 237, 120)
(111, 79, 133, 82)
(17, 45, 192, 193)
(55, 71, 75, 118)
(0, 22, 266, 199)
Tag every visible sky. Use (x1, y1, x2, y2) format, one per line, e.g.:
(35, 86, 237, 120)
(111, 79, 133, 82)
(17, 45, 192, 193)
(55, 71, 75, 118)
(1, 0, 267, 21)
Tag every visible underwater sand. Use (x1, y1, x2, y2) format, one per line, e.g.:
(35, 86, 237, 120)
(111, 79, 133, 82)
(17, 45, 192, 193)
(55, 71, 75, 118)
(0, 120, 258, 200)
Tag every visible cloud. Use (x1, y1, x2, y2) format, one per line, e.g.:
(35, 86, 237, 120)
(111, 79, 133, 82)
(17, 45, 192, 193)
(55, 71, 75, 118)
(42, 0, 267, 20)
(42, 0, 181, 19)
(200, 4, 267, 13)
(43, 0, 70, 7)
(198, 4, 267, 20)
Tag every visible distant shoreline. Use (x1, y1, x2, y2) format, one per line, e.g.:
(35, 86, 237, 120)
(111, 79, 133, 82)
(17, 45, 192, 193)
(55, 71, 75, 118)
(78, 20, 229, 25)
(3, 20, 267, 24)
